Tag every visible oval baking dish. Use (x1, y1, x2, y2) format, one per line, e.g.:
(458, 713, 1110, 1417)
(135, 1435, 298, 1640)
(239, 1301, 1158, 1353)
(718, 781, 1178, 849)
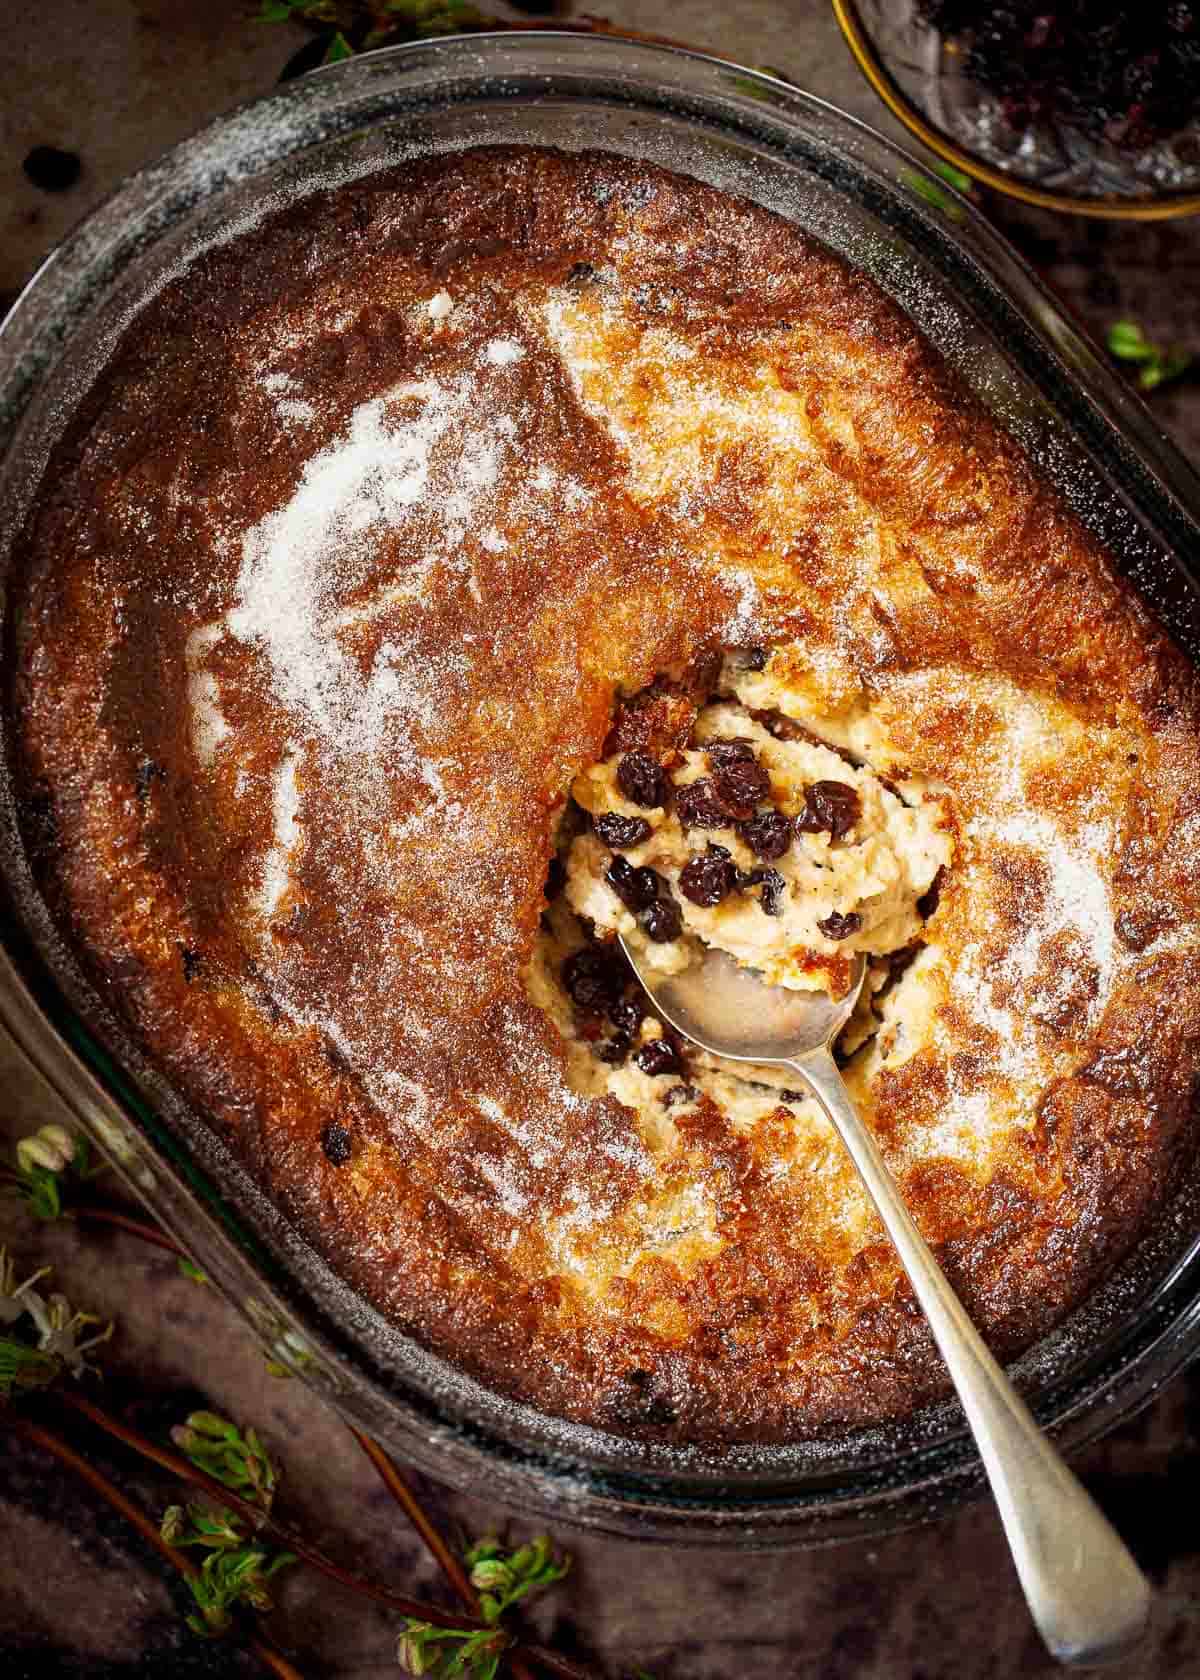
(2, 33, 1200, 1545)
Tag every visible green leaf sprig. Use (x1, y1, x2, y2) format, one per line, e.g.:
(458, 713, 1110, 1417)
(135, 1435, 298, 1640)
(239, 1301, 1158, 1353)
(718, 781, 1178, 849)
(397, 1533, 570, 1677)
(161, 1410, 295, 1635)
(254, 0, 314, 19)
(255, 0, 489, 58)
(465, 1533, 570, 1622)
(0, 1334, 61, 1398)
(162, 1501, 297, 1635)
(171, 1410, 279, 1514)
(1107, 320, 1193, 391)
(930, 158, 974, 193)
(396, 1621, 510, 1679)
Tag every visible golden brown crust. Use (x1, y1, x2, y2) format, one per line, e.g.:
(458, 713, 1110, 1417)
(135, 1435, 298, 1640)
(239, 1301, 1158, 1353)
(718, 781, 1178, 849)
(10, 146, 1200, 1442)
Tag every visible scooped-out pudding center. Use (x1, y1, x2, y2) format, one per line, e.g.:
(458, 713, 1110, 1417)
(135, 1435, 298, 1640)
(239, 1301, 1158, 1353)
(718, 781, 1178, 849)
(529, 650, 953, 1118)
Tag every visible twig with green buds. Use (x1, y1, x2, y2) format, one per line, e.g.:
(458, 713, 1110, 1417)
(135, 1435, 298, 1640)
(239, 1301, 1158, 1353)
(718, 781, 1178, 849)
(5, 1408, 304, 1679)
(161, 1500, 297, 1636)
(397, 1534, 570, 1678)
(254, 0, 491, 65)
(171, 1410, 278, 1515)
(0, 1189, 603, 1677)
(397, 1621, 512, 1679)
(465, 1534, 571, 1624)
(159, 1409, 296, 1635)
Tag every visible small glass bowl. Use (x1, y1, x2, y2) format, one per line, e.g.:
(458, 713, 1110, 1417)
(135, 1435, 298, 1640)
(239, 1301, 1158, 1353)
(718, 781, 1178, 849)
(834, 0, 1200, 220)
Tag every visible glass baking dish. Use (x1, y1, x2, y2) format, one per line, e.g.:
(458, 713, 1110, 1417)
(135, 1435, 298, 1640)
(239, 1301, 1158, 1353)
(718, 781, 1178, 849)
(2, 32, 1199, 1548)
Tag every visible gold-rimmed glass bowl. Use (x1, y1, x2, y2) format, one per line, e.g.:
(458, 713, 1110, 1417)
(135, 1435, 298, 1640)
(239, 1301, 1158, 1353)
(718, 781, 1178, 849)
(834, 0, 1200, 220)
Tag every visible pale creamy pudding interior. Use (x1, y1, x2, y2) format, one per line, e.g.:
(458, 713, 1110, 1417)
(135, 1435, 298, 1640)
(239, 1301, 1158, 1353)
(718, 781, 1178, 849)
(531, 646, 952, 1144)
(566, 656, 951, 997)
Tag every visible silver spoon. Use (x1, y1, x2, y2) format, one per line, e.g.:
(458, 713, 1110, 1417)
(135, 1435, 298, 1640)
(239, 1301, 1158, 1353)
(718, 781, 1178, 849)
(620, 937, 1150, 1668)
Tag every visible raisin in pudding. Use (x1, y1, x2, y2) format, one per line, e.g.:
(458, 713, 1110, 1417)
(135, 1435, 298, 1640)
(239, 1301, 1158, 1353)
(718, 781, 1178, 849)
(12, 146, 1200, 1444)
(567, 675, 951, 1001)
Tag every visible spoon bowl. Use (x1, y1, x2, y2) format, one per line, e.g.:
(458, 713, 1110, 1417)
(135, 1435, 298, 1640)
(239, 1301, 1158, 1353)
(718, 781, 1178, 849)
(619, 938, 866, 1064)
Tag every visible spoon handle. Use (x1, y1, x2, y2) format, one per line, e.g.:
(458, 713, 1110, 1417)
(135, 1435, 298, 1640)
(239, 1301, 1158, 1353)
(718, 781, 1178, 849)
(789, 1048, 1151, 1667)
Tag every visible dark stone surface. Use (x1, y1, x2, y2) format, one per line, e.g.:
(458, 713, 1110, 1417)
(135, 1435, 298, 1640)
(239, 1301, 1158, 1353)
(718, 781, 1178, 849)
(2, 3, 1200, 1675)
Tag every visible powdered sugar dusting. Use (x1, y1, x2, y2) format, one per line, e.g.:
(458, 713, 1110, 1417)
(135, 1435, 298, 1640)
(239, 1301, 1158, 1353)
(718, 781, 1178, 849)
(720, 566, 762, 644)
(226, 379, 467, 755)
(185, 623, 231, 766)
(260, 369, 315, 427)
(256, 747, 303, 920)
(475, 1154, 529, 1217)
(990, 811, 1115, 1011)
(471, 1091, 551, 1172)
(485, 338, 524, 365)
(890, 705, 1127, 1175)
(187, 306, 652, 1177)
(199, 328, 593, 1134)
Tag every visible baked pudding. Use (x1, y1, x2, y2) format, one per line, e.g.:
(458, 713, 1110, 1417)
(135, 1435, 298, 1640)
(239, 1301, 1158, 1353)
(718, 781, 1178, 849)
(11, 146, 1200, 1443)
